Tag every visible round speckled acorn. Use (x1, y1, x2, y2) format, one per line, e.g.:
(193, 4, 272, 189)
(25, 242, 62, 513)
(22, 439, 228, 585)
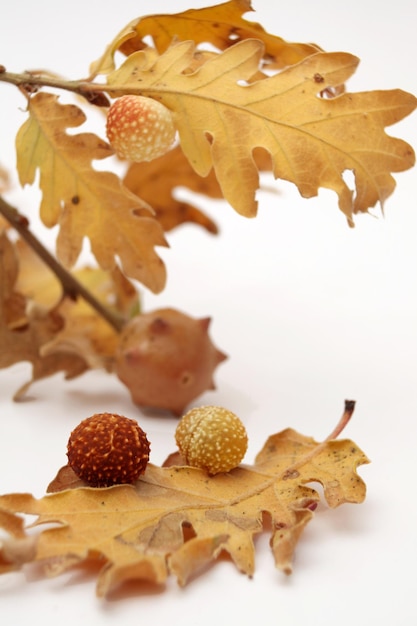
(67, 413, 150, 487)
(106, 95, 176, 162)
(175, 405, 248, 475)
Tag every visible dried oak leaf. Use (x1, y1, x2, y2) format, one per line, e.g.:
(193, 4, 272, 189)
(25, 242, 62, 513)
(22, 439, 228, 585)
(0, 232, 87, 398)
(107, 41, 416, 224)
(16, 92, 167, 292)
(0, 424, 368, 597)
(0, 509, 37, 573)
(123, 146, 221, 234)
(40, 266, 139, 372)
(0, 162, 11, 194)
(90, 0, 320, 76)
(16, 237, 139, 319)
(123, 144, 273, 234)
(15, 238, 140, 371)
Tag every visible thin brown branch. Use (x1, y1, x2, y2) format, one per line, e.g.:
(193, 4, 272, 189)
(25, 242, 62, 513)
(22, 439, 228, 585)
(0, 68, 111, 106)
(0, 196, 125, 332)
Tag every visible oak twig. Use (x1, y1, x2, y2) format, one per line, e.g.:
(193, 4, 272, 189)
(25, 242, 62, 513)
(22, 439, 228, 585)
(0, 67, 111, 106)
(0, 196, 125, 333)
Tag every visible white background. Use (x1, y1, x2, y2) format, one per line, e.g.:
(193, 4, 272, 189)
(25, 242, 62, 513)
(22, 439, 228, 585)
(0, 1, 416, 624)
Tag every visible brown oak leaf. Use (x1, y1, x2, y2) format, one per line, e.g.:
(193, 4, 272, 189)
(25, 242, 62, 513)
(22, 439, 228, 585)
(0, 406, 368, 596)
(0, 232, 88, 398)
(15, 238, 140, 371)
(0, 232, 140, 396)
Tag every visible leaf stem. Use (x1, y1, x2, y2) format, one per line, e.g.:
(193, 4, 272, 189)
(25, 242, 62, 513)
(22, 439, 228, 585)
(281, 400, 356, 480)
(0, 196, 125, 333)
(323, 399, 355, 442)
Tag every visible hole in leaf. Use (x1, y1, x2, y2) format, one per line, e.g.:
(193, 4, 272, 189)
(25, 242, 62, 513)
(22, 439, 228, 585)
(181, 521, 197, 543)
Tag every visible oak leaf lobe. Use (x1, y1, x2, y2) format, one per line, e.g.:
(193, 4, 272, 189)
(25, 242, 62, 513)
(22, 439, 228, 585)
(90, 0, 320, 77)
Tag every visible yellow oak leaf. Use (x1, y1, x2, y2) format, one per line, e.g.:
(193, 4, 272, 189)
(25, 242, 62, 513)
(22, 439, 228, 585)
(106, 40, 416, 224)
(16, 237, 139, 318)
(16, 92, 167, 292)
(123, 141, 273, 235)
(14, 238, 63, 310)
(90, 0, 320, 77)
(123, 146, 221, 234)
(0, 419, 368, 596)
(41, 266, 139, 371)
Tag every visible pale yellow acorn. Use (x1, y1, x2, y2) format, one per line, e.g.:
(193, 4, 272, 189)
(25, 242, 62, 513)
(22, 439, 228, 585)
(175, 405, 248, 475)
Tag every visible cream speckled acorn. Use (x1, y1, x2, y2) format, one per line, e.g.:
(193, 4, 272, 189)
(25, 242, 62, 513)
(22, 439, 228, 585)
(175, 406, 248, 475)
(106, 95, 176, 162)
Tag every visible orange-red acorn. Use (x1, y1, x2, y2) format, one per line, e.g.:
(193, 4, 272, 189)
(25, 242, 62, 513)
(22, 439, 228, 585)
(106, 95, 176, 162)
(67, 412, 150, 487)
